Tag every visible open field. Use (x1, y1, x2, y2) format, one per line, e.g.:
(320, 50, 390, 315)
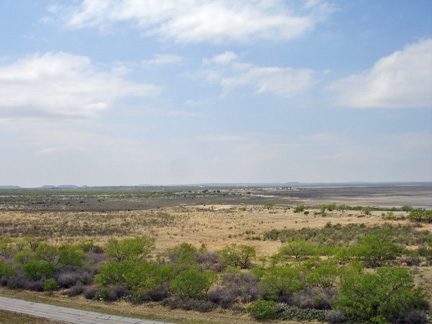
(0, 184, 431, 323)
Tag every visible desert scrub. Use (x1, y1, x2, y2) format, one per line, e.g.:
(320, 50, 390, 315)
(247, 300, 277, 321)
(262, 223, 432, 247)
(335, 267, 429, 324)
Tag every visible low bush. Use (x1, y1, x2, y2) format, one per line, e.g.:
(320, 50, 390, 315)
(107, 285, 129, 301)
(294, 204, 305, 213)
(247, 300, 277, 321)
(161, 298, 214, 312)
(289, 287, 336, 310)
(56, 270, 91, 288)
(325, 310, 346, 323)
(65, 284, 84, 297)
(207, 288, 237, 309)
(408, 209, 432, 223)
(83, 287, 98, 300)
(277, 306, 327, 322)
(400, 310, 430, 324)
(43, 278, 58, 292)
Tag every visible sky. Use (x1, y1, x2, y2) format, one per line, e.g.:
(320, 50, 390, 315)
(0, 0, 431, 187)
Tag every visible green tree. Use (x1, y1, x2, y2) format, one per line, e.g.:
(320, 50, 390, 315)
(105, 236, 155, 262)
(335, 267, 429, 324)
(304, 259, 339, 288)
(95, 260, 173, 293)
(57, 245, 87, 269)
(277, 239, 317, 262)
(166, 243, 197, 263)
(217, 244, 256, 269)
(22, 260, 55, 280)
(170, 267, 215, 299)
(259, 264, 304, 300)
(357, 233, 401, 266)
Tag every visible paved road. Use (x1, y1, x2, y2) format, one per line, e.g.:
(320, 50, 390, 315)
(0, 296, 176, 324)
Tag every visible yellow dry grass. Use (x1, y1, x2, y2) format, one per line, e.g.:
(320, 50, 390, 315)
(0, 205, 419, 256)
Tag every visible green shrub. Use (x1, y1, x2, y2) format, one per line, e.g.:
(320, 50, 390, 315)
(95, 260, 173, 293)
(277, 240, 317, 262)
(247, 300, 277, 321)
(57, 245, 87, 269)
(278, 306, 327, 322)
(0, 260, 15, 284)
(304, 259, 339, 288)
(408, 209, 432, 223)
(104, 236, 155, 262)
(217, 244, 256, 269)
(22, 260, 55, 280)
(166, 243, 198, 263)
(335, 267, 429, 324)
(259, 264, 304, 300)
(264, 203, 274, 209)
(0, 237, 14, 258)
(294, 204, 305, 213)
(401, 205, 413, 212)
(170, 267, 215, 299)
(43, 278, 58, 292)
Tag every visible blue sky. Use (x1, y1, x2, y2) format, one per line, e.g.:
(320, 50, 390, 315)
(0, 0, 431, 186)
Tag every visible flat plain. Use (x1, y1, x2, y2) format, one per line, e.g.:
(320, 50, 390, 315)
(0, 183, 431, 324)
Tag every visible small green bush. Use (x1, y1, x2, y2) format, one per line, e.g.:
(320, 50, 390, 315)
(294, 204, 305, 213)
(247, 300, 277, 321)
(278, 306, 327, 322)
(43, 278, 58, 292)
(408, 209, 432, 223)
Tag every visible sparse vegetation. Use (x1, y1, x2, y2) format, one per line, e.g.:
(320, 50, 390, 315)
(0, 186, 431, 323)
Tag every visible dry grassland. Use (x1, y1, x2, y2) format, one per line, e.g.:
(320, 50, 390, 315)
(2, 205, 430, 256)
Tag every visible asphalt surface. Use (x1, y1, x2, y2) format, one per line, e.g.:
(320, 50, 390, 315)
(0, 296, 176, 324)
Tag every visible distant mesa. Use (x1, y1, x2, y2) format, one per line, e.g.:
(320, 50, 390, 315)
(0, 185, 21, 189)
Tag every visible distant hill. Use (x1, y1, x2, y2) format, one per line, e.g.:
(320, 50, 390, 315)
(0, 185, 21, 189)
(40, 185, 79, 189)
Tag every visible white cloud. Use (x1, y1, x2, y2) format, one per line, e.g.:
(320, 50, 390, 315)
(0, 52, 159, 119)
(202, 52, 313, 98)
(203, 51, 238, 65)
(141, 54, 182, 66)
(53, 0, 334, 43)
(330, 38, 432, 108)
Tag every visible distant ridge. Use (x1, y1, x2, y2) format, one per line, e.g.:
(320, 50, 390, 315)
(1, 182, 431, 189)
(40, 185, 80, 189)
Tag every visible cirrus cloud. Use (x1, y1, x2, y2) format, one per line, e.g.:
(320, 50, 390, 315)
(0, 52, 159, 119)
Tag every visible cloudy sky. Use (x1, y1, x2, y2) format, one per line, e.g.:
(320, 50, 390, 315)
(1, 0, 431, 187)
